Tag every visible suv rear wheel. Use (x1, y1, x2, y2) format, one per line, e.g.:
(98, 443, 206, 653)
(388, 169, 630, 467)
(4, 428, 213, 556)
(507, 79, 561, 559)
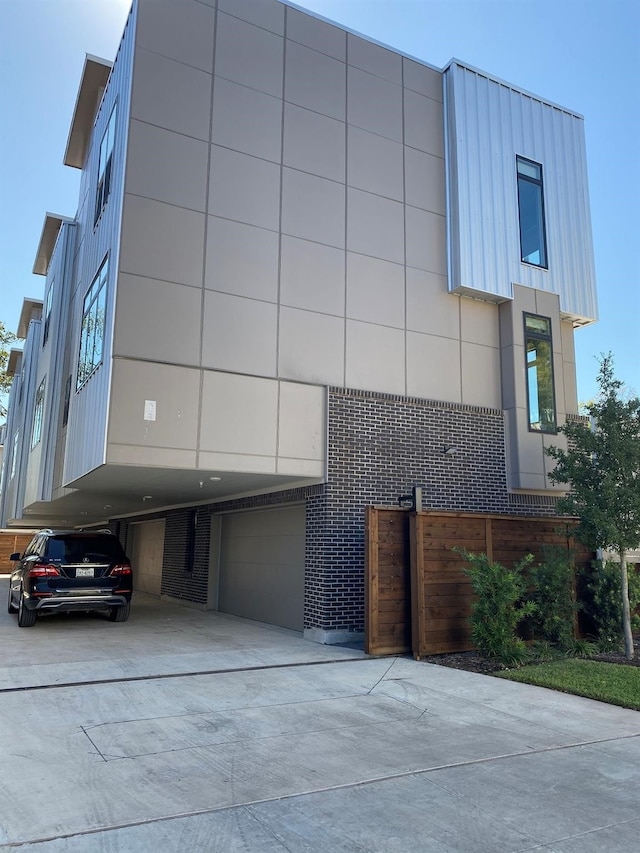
(18, 590, 37, 628)
(108, 601, 130, 623)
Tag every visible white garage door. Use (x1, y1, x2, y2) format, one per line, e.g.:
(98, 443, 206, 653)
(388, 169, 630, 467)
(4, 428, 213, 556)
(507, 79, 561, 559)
(131, 519, 165, 596)
(219, 506, 305, 631)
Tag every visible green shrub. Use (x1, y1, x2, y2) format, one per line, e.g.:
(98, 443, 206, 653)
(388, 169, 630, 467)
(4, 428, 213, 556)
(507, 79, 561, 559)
(579, 560, 640, 650)
(456, 549, 536, 665)
(528, 546, 577, 651)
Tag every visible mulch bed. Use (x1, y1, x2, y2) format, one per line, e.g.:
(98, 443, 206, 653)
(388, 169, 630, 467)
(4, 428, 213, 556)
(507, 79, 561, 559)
(419, 640, 640, 674)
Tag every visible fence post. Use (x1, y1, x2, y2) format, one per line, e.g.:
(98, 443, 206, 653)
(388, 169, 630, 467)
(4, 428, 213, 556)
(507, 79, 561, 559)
(364, 506, 379, 655)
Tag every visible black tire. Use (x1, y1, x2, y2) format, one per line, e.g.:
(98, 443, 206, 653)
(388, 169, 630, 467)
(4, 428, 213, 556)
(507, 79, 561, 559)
(17, 591, 37, 628)
(109, 601, 131, 622)
(7, 583, 17, 614)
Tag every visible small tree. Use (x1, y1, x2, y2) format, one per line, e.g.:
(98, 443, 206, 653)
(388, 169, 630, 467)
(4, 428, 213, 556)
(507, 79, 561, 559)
(1, 320, 17, 423)
(546, 355, 640, 659)
(456, 549, 536, 665)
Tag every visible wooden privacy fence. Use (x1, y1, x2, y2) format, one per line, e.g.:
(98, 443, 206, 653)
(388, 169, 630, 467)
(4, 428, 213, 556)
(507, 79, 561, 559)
(0, 531, 36, 572)
(365, 507, 592, 658)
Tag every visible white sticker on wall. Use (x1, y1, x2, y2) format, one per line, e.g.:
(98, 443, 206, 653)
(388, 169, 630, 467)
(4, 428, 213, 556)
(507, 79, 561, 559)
(144, 400, 156, 421)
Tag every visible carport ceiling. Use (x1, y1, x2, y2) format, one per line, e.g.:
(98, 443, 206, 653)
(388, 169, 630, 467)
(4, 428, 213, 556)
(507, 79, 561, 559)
(17, 465, 321, 528)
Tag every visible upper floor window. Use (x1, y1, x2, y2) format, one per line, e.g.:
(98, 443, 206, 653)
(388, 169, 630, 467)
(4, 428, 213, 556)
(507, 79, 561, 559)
(31, 377, 46, 449)
(10, 431, 19, 478)
(524, 314, 556, 433)
(94, 105, 117, 226)
(62, 375, 72, 427)
(43, 282, 54, 346)
(517, 157, 547, 268)
(77, 258, 108, 390)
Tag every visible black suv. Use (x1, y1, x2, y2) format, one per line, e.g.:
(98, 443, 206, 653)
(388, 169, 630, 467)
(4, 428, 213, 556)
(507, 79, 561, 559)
(8, 529, 133, 627)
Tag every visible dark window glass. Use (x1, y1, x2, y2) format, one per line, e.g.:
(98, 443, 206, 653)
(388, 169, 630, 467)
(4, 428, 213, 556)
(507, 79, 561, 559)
(517, 157, 547, 267)
(62, 375, 72, 426)
(94, 105, 117, 226)
(524, 314, 556, 433)
(45, 535, 127, 564)
(43, 282, 54, 346)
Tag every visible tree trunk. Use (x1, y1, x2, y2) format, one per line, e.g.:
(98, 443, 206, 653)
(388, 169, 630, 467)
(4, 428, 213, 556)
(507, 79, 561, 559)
(619, 548, 635, 660)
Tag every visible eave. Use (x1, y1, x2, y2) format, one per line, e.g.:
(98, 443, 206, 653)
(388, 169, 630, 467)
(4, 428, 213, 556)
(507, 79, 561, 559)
(63, 55, 113, 169)
(17, 298, 43, 340)
(32, 213, 75, 276)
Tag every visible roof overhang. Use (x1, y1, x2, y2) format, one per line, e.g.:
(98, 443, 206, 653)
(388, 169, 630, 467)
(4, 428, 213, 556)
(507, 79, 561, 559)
(17, 298, 43, 340)
(33, 213, 75, 276)
(7, 349, 22, 377)
(63, 54, 113, 169)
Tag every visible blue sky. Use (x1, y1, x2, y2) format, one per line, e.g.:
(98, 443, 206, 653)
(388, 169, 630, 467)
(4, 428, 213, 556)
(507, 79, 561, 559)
(1, 0, 638, 404)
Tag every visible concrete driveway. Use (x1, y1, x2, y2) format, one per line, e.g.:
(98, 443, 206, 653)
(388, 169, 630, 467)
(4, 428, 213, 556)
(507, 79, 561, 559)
(1, 581, 639, 851)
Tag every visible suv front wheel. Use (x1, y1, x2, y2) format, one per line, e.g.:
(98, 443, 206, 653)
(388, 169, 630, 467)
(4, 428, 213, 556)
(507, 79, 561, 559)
(18, 590, 37, 628)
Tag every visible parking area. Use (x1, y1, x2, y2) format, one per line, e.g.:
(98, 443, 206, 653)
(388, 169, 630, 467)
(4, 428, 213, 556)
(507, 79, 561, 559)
(0, 581, 361, 690)
(2, 578, 640, 851)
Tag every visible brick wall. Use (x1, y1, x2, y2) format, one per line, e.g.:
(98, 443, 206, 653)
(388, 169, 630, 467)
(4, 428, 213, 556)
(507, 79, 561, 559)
(302, 388, 559, 633)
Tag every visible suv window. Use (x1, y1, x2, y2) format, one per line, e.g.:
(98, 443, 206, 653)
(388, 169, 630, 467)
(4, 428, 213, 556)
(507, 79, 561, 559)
(45, 535, 127, 564)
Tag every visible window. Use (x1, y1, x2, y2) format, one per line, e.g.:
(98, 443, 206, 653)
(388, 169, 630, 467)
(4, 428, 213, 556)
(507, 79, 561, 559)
(62, 375, 72, 426)
(10, 431, 19, 479)
(517, 157, 547, 268)
(94, 105, 117, 226)
(43, 282, 54, 346)
(31, 377, 46, 448)
(77, 258, 108, 390)
(524, 314, 556, 433)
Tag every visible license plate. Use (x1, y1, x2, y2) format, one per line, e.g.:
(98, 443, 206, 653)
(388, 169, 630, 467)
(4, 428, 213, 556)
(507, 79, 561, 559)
(76, 568, 94, 578)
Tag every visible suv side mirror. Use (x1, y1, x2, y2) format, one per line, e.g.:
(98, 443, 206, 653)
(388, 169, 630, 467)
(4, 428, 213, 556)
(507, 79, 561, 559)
(10, 552, 21, 561)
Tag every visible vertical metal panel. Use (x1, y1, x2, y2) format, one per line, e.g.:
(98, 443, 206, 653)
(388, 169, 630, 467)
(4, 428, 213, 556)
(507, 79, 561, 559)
(445, 62, 597, 323)
(21, 223, 77, 508)
(63, 3, 138, 486)
(0, 321, 42, 523)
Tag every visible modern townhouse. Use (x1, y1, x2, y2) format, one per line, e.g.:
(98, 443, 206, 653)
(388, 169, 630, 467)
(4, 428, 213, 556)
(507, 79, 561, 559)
(1, 0, 597, 643)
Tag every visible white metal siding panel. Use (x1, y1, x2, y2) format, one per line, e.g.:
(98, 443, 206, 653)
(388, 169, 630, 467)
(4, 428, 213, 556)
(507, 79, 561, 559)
(445, 63, 597, 323)
(22, 223, 78, 508)
(63, 5, 137, 486)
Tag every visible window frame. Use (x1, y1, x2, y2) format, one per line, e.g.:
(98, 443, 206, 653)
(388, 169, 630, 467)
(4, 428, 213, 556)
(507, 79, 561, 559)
(31, 377, 47, 449)
(516, 156, 548, 269)
(76, 256, 109, 391)
(43, 281, 54, 346)
(524, 312, 557, 434)
(94, 103, 117, 227)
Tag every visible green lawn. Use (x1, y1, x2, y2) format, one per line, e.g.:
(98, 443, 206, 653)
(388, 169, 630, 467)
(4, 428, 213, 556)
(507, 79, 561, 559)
(496, 658, 640, 710)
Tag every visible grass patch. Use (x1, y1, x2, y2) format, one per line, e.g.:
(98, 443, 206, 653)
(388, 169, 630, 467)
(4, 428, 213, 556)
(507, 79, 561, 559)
(496, 658, 640, 710)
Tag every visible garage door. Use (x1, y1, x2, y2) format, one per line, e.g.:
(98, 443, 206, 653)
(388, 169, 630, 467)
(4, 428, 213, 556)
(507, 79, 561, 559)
(219, 506, 305, 631)
(131, 519, 165, 596)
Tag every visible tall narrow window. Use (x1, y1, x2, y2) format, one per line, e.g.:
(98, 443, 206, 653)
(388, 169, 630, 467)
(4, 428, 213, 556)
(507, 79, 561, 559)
(10, 431, 19, 479)
(524, 314, 556, 433)
(31, 378, 46, 448)
(43, 281, 54, 346)
(77, 258, 108, 390)
(62, 375, 72, 426)
(517, 157, 547, 268)
(94, 105, 117, 226)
